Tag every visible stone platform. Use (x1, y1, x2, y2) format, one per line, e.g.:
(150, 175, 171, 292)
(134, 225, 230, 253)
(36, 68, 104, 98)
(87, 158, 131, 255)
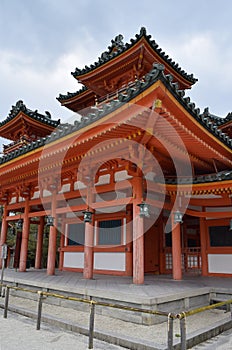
(2, 269, 232, 325)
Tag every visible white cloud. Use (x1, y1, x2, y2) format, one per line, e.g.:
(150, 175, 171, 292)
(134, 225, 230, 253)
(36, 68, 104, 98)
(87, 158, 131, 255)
(161, 32, 232, 116)
(1, 25, 232, 128)
(0, 43, 98, 123)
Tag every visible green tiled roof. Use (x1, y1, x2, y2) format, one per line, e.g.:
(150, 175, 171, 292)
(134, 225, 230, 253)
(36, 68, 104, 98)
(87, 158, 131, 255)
(0, 64, 231, 187)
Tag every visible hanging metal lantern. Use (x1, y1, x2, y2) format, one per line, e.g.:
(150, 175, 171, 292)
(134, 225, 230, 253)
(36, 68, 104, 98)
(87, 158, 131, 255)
(16, 218, 23, 230)
(137, 202, 150, 218)
(174, 210, 183, 224)
(83, 210, 93, 223)
(46, 215, 54, 227)
(229, 219, 232, 231)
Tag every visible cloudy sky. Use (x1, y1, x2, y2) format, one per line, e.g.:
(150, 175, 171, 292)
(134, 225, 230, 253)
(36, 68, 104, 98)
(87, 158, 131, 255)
(1, 0, 232, 134)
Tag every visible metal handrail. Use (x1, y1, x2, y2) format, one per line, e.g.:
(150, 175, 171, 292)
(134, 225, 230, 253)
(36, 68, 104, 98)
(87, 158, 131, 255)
(0, 283, 174, 349)
(0, 282, 231, 350)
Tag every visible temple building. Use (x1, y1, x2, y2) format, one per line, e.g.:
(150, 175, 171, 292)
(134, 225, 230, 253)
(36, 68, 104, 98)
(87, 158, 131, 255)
(0, 27, 232, 283)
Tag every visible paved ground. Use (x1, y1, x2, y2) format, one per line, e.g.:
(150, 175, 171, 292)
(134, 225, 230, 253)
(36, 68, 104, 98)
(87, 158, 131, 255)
(1, 309, 232, 350)
(0, 312, 125, 350)
(192, 328, 232, 349)
(1, 294, 229, 348)
(1, 311, 232, 350)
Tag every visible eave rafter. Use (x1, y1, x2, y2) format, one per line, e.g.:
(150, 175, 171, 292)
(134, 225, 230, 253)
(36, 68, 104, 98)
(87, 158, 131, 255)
(119, 109, 208, 173)
(152, 129, 212, 170)
(166, 112, 232, 168)
(0, 124, 143, 188)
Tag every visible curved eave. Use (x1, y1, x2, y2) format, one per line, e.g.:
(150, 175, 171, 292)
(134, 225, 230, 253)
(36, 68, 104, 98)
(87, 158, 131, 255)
(0, 64, 231, 170)
(0, 111, 58, 140)
(156, 78, 232, 156)
(72, 29, 197, 86)
(57, 88, 95, 112)
(57, 86, 89, 104)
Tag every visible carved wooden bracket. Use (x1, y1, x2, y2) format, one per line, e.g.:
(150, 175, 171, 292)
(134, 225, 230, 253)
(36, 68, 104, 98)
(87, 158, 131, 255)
(39, 176, 61, 193)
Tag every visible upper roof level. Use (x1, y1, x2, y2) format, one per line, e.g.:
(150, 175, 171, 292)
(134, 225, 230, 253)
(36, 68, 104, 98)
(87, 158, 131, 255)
(57, 27, 197, 112)
(0, 100, 60, 154)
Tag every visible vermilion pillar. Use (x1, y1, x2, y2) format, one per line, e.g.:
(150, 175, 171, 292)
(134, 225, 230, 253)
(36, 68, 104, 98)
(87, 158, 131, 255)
(47, 190, 57, 275)
(83, 216, 95, 279)
(35, 216, 44, 269)
(19, 197, 30, 272)
(171, 213, 182, 280)
(132, 176, 144, 284)
(200, 216, 208, 276)
(0, 204, 8, 269)
(84, 182, 94, 280)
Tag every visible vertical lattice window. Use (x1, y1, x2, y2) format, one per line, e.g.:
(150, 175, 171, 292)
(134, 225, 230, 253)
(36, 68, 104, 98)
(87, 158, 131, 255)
(98, 219, 122, 245)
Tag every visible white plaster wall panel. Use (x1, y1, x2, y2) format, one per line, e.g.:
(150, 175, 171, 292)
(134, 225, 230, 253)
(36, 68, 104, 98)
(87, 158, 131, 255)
(9, 197, 17, 204)
(95, 174, 110, 185)
(208, 254, 232, 274)
(43, 190, 51, 197)
(95, 191, 126, 202)
(206, 206, 232, 212)
(60, 184, 70, 193)
(66, 211, 82, 218)
(95, 206, 126, 214)
(63, 252, 84, 268)
(114, 170, 132, 182)
(67, 198, 86, 206)
(31, 191, 40, 199)
(74, 181, 86, 190)
(94, 252, 126, 271)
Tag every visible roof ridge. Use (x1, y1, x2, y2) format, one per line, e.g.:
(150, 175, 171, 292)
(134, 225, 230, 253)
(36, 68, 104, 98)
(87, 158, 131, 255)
(0, 100, 60, 128)
(71, 27, 197, 84)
